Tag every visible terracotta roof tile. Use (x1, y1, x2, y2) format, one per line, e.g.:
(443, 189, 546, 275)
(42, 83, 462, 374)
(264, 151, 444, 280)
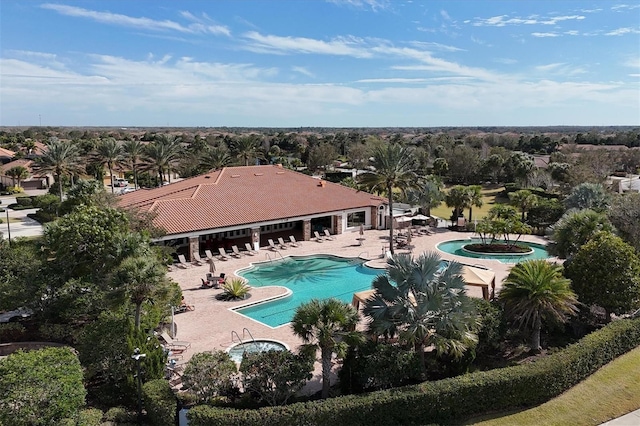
(0, 147, 16, 157)
(119, 165, 385, 235)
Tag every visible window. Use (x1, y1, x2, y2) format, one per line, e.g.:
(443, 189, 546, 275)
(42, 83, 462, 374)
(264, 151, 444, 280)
(347, 211, 366, 228)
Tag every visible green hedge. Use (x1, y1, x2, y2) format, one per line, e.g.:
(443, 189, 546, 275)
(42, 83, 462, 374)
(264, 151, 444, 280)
(142, 379, 177, 426)
(187, 317, 640, 425)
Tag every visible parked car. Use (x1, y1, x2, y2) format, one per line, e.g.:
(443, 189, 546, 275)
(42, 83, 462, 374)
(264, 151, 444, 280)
(120, 187, 137, 194)
(113, 178, 129, 187)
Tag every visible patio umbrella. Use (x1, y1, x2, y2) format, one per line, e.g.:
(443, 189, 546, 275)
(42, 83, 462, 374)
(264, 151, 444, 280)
(208, 258, 216, 274)
(412, 214, 430, 221)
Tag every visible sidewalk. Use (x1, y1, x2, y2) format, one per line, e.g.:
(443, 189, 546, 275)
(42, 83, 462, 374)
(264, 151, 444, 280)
(0, 193, 45, 240)
(601, 409, 640, 425)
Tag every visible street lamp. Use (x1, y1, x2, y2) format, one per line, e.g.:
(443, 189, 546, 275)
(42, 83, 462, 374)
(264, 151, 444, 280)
(131, 347, 146, 424)
(5, 209, 10, 247)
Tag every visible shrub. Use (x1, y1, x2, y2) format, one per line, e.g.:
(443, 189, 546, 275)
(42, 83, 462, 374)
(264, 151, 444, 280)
(15, 196, 33, 206)
(0, 322, 26, 342)
(0, 347, 86, 425)
(104, 406, 136, 423)
(187, 317, 640, 426)
(181, 351, 239, 403)
(217, 279, 251, 301)
(39, 323, 75, 343)
(142, 379, 177, 426)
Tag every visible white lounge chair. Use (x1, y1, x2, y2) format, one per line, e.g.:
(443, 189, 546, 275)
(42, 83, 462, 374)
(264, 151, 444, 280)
(244, 243, 257, 255)
(204, 249, 215, 260)
(217, 247, 229, 261)
(267, 239, 280, 251)
(230, 245, 242, 258)
(159, 331, 191, 351)
(314, 231, 324, 242)
(288, 235, 300, 247)
(277, 237, 289, 249)
(177, 254, 191, 269)
(323, 229, 335, 240)
(191, 252, 206, 266)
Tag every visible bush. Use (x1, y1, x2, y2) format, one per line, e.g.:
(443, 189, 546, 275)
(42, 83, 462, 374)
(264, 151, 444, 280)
(187, 317, 640, 426)
(15, 196, 34, 206)
(181, 351, 239, 404)
(142, 379, 177, 426)
(38, 323, 75, 343)
(0, 322, 26, 342)
(103, 406, 137, 423)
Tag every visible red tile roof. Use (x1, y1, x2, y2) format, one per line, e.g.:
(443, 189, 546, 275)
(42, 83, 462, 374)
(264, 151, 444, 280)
(0, 147, 16, 157)
(118, 165, 385, 235)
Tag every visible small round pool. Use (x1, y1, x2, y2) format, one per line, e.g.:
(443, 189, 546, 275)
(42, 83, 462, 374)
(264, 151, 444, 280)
(227, 339, 288, 363)
(437, 239, 550, 263)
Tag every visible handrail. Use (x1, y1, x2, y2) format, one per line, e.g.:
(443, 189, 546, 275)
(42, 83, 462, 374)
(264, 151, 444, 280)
(242, 328, 256, 345)
(265, 253, 272, 262)
(231, 330, 243, 346)
(357, 251, 369, 259)
(274, 250, 284, 260)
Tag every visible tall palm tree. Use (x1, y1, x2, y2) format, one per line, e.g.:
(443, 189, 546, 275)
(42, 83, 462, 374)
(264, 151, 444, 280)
(110, 255, 170, 331)
(499, 259, 578, 352)
(143, 135, 182, 187)
(92, 138, 124, 193)
(509, 189, 539, 222)
(466, 185, 483, 223)
(231, 136, 259, 166)
(122, 140, 145, 189)
(363, 252, 479, 373)
(4, 166, 29, 188)
(291, 298, 362, 399)
(358, 143, 417, 254)
(34, 138, 84, 201)
(200, 146, 232, 171)
(403, 176, 445, 217)
(445, 185, 471, 224)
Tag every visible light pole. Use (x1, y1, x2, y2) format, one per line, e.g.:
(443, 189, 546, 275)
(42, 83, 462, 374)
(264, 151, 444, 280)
(5, 209, 10, 247)
(132, 347, 146, 424)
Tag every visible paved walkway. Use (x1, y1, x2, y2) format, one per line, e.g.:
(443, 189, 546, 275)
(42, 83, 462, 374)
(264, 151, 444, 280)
(601, 409, 640, 425)
(0, 194, 45, 240)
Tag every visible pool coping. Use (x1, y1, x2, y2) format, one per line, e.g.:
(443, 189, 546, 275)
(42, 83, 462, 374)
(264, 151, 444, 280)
(436, 237, 550, 264)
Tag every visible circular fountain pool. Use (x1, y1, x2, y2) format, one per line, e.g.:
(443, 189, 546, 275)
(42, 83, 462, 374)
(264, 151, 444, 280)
(227, 339, 288, 363)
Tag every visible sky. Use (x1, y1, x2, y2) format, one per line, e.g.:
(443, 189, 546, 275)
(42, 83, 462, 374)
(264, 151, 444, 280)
(1, 1, 639, 128)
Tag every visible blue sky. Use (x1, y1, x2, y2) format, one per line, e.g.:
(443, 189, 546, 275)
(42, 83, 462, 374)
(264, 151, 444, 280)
(1, 1, 638, 127)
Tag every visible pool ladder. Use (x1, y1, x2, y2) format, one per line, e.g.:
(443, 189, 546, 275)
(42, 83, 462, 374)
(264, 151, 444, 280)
(231, 328, 256, 352)
(264, 251, 284, 262)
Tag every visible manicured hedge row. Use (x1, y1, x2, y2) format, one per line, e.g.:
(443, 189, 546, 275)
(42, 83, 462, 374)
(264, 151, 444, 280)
(187, 317, 640, 426)
(142, 379, 177, 426)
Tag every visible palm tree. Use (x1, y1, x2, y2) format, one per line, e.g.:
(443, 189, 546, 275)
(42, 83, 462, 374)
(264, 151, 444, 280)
(34, 138, 84, 201)
(143, 135, 182, 187)
(445, 185, 470, 224)
(358, 143, 418, 254)
(403, 176, 444, 217)
(231, 136, 259, 166)
(466, 185, 483, 223)
(498, 259, 578, 352)
(4, 166, 29, 188)
(92, 138, 124, 193)
(122, 140, 145, 189)
(363, 252, 479, 374)
(291, 298, 362, 399)
(110, 255, 170, 331)
(200, 146, 232, 171)
(509, 189, 539, 221)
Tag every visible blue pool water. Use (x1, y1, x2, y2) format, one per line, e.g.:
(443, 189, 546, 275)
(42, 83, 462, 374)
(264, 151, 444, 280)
(235, 255, 382, 328)
(436, 239, 550, 263)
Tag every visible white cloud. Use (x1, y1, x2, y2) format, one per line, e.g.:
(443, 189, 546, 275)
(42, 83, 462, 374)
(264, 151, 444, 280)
(535, 63, 587, 76)
(493, 58, 518, 65)
(440, 10, 451, 21)
(326, 0, 389, 12)
(242, 32, 373, 57)
(356, 78, 428, 83)
(408, 41, 464, 52)
(605, 27, 640, 36)
(471, 14, 585, 27)
(292, 66, 315, 78)
(611, 4, 640, 11)
(532, 32, 560, 38)
(41, 3, 230, 36)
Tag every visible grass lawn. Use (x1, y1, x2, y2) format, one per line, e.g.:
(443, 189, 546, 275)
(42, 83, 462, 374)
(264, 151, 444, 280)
(466, 346, 640, 425)
(430, 185, 509, 222)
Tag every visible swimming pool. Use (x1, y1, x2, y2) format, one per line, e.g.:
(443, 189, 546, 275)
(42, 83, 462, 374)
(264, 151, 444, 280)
(234, 255, 382, 328)
(436, 239, 550, 263)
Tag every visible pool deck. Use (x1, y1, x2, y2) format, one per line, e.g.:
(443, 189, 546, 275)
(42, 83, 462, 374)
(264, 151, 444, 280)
(167, 227, 550, 393)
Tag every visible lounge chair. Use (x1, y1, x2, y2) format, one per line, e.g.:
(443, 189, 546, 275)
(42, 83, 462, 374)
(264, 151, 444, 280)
(159, 331, 191, 351)
(230, 245, 242, 258)
(217, 247, 230, 261)
(277, 237, 290, 249)
(244, 243, 257, 255)
(191, 252, 206, 266)
(314, 231, 325, 242)
(204, 249, 215, 260)
(267, 239, 280, 251)
(323, 229, 335, 240)
(288, 235, 300, 247)
(177, 254, 191, 269)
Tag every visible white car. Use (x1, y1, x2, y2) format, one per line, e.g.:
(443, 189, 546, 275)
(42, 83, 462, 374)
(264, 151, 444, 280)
(113, 178, 129, 187)
(120, 187, 137, 194)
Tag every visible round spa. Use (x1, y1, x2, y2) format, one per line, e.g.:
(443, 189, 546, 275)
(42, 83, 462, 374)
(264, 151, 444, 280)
(227, 339, 288, 363)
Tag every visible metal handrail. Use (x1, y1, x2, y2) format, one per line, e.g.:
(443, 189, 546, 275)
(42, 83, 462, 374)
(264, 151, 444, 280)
(231, 330, 243, 345)
(357, 251, 369, 259)
(242, 328, 256, 344)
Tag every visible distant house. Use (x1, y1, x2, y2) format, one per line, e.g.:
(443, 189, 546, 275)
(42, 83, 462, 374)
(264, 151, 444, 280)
(118, 165, 387, 260)
(0, 158, 52, 190)
(0, 147, 15, 165)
